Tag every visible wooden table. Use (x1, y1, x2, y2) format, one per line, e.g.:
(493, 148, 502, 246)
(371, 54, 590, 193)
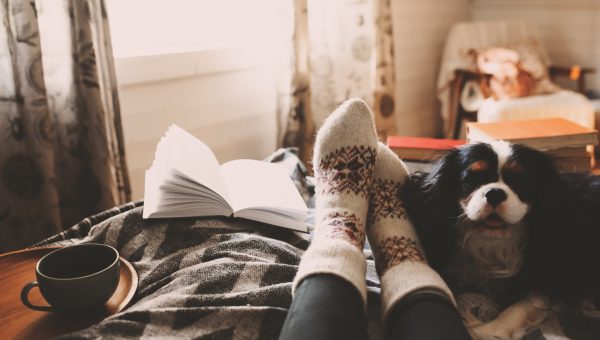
(0, 247, 138, 339)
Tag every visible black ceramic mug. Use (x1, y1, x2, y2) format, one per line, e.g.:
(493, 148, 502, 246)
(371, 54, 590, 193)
(20, 243, 120, 312)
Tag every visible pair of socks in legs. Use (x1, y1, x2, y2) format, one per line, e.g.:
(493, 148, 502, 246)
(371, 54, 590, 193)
(287, 99, 463, 338)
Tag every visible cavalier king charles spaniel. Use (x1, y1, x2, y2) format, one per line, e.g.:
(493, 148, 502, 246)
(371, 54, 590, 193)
(402, 141, 600, 339)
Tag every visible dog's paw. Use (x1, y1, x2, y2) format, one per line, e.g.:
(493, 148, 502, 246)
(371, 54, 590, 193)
(462, 307, 484, 329)
(468, 322, 517, 340)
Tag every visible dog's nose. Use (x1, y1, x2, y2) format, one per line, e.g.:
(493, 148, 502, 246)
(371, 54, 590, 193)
(485, 188, 507, 207)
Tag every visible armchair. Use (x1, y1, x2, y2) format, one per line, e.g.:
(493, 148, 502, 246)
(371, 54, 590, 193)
(438, 21, 596, 139)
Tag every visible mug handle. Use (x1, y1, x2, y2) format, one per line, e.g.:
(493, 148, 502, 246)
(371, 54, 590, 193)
(21, 282, 53, 312)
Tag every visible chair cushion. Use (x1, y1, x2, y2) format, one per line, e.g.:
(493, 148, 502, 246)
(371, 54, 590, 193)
(477, 90, 595, 129)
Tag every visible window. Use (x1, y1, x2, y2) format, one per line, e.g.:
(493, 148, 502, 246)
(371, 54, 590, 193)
(106, 0, 291, 85)
(105, 0, 287, 58)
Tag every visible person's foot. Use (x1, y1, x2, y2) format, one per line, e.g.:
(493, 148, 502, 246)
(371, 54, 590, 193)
(367, 143, 423, 274)
(312, 98, 378, 250)
(366, 143, 455, 321)
(293, 98, 378, 305)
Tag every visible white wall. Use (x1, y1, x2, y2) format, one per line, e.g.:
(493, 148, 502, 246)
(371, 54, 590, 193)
(118, 1, 473, 199)
(117, 0, 600, 199)
(392, 0, 471, 137)
(116, 49, 278, 200)
(472, 0, 600, 92)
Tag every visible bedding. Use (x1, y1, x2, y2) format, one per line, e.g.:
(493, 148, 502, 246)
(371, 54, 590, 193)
(33, 149, 599, 339)
(34, 149, 384, 339)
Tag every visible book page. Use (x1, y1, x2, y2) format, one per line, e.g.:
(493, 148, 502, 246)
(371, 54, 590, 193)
(143, 125, 234, 218)
(220, 160, 307, 215)
(158, 125, 229, 201)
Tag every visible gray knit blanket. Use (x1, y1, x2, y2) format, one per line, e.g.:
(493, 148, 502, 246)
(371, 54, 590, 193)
(35, 149, 384, 339)
(33, 151, 599, 339)
(49, 204, 311, 339)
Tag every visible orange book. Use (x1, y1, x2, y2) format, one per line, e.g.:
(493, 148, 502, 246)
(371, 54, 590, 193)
(387, 136, 465, 161)
(466, 118, 598, 150)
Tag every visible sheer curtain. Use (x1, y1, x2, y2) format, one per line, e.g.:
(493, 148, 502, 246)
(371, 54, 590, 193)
(277, 0, 399, 163)
(0, 0, 130, 251)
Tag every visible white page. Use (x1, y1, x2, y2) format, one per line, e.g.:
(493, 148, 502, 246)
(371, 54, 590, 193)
(237, 209, 307, 232)
(143, 167, 159, 217)
(220, 160, 307, 215)
(161, 125, 229, 202)
(165, 170, 229, 206)
(143, 125, 232, 218)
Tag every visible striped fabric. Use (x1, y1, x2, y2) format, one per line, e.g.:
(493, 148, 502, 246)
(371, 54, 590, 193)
(34, 148, 598, 339)
(34, 148, 382, 339)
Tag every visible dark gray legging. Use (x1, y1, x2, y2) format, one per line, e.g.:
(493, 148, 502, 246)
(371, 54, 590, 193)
(279, 274, 471, 340)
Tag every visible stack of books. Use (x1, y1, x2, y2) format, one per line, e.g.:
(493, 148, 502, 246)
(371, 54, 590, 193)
(466, 118, 599, 172)
(387, 136, 465, 162)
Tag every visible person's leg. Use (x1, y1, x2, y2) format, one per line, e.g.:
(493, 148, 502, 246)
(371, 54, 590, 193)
(387, 292, 471, 340)
(279, 275, 368, 340)
(366, 143, 470, 340)
(279, 98, 378, 340)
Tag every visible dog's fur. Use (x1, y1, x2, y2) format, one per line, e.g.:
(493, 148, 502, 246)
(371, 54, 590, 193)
(401, 142, 600, 338)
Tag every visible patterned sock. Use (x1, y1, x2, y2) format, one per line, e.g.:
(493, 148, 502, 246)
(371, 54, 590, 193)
(367, 143, 456, 322)
(293, 98, 378, 306)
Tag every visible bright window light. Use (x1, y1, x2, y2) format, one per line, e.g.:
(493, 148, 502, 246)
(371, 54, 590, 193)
(105, 0, 287, 57)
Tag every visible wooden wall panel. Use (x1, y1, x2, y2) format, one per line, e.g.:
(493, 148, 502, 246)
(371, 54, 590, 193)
(392, 0, 471, 137)
(115, 50, 277, 199)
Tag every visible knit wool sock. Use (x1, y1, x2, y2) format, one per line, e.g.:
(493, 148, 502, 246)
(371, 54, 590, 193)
(367, 143, 456, 322)
(293, 98, 378, 306)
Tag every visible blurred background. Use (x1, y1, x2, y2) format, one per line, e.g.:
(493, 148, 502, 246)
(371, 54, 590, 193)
(1, 0, 599, 250)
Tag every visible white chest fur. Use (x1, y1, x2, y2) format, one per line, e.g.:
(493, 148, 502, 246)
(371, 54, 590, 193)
(451, 222, 527, 284)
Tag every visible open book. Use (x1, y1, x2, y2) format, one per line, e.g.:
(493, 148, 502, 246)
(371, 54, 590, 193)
(143, 125, 308, 232)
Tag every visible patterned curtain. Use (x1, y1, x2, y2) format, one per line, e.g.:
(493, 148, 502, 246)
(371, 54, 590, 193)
(0, 0, 130, 251)
(277, 0, 398, 163)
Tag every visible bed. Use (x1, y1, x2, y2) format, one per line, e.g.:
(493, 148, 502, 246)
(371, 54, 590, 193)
(34, 149, 599, 339)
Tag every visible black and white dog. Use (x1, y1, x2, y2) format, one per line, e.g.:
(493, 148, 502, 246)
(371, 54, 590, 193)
(402, 141, 600, 339)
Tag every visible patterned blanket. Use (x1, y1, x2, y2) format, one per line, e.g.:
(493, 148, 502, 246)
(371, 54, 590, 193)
(34, 150, 599, 339)
(35, 149, 384, 339)
(46, 204, 310, 339)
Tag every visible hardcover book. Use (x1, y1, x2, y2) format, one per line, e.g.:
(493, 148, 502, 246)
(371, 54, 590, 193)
(387, 136, 465, 161)
(143, 125, 308, 232)
(466, 118, 598, 150)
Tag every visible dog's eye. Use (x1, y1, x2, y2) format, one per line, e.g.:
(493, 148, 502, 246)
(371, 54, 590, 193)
(463, 170, 496, 189)
(513, 180, 526, 189)
(504, 175, 530, 199)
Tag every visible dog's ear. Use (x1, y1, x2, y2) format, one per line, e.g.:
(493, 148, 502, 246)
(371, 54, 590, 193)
(511, 144, 555, 171)
(401, 148, 462, 271)
(514, 145, 577, 291)
(511, 144, 562, 203)
(402, 147, 463, 213)
(418, 148, 462, 202)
